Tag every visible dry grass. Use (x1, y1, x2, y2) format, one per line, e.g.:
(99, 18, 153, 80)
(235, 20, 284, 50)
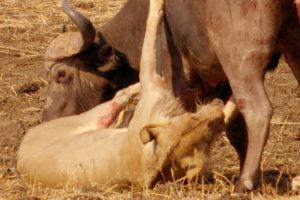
(0, 0, 125, 57)
(0, 0, 299, 199)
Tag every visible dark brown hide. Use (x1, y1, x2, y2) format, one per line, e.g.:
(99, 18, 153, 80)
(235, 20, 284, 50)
(42, 43, 138, 121)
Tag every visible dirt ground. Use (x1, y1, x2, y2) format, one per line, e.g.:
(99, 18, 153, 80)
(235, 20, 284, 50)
(0, 0, 299, 199)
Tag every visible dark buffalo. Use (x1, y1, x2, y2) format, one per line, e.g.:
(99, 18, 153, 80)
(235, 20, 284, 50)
(42, 1, 139, 121)
(42, 0, 300, 192)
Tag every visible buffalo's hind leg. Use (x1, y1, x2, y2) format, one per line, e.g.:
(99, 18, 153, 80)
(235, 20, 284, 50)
(223, 95, 248, 171)
(280, 13, 300, 85)
(224, 58, 273, 192)
(226, 114, 248, 172)
(207, 0, 282, 192)
(220, 70, 272, 192)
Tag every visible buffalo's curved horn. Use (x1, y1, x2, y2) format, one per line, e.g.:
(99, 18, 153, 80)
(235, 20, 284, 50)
(61, 0, 96, 51)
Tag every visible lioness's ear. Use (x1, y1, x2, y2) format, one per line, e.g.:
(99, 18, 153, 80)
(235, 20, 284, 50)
(140, 126, 161, 144)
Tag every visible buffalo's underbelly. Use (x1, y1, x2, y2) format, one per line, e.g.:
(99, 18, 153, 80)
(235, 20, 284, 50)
(166, 0, 227, 88)
(181, 49, 227, 87)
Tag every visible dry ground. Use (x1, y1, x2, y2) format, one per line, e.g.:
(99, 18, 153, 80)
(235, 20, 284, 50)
(0, 0, 299, 199)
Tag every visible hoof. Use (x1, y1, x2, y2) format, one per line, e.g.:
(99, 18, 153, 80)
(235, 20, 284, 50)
(234, 171, 261, 193)
(234, 179, 255, 193)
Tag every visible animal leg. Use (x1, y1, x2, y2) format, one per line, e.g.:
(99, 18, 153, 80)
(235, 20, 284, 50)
(206, 0, 283, 191)
(139, 0, 165, 90)
(223, 96, 239, 126)
(222, 97, 247, 170)
(211, 30, 274, 193)
(280, 15, 300, 85)
(223, 61, 273, 192)
(226, 114, 248, 171)
(127, 0, 168, 186)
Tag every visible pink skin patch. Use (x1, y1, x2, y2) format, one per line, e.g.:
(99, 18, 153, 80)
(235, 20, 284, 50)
(97, 102, 124, 128)
(237, 99, 246, 110)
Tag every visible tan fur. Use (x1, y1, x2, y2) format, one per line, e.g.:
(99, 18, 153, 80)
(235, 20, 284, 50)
(139, 105, 224, 185)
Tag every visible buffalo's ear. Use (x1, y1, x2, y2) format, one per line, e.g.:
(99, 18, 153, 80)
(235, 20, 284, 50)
(98, 44, 115, 60)
(97, 44, 118, 72)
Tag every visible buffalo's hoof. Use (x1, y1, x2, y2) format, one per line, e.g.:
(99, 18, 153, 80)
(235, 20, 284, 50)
(234, 170, 261, 193)
(234, 178, 258, 193)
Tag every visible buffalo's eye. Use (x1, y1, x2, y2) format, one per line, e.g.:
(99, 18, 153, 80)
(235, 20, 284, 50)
(58, 71, 65, 78)
(54, 70, 72, 84)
